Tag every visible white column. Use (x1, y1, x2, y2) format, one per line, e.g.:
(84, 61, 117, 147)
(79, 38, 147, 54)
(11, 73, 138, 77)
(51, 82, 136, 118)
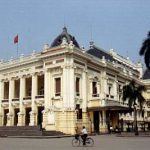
(42, 70, 51, 128)
(63, 65, 75, 109)
(0, 81, 4, 101)
(101, 71, 107, 99)
(113, 80, 118, 100)
(82, 70, 87, 112)
(30, 74, 37, 126)
(101, 110, 107, 132)
(97, 81, 100, 96)
(9, 79, 14, 113)
(63, 66, 68, 108)
(31, 74, 37, 111)
(8, 79, 14, 126)
(0, 81, 4, 110)
(69, 66, 75, 109)
(18, 76, 25, 126)
(0, 81, 4, 125)
(20, 77, 25, 112)
(44, 70, 50, 109)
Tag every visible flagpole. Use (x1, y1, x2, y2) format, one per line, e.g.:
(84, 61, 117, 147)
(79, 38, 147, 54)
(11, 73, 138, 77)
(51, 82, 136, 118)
(17, 33, 19, 58)
(17, 42, 18, 58)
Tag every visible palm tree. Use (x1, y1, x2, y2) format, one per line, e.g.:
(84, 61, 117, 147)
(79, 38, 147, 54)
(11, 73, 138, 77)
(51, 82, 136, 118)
(122, 80, 146, 135)
(139, 31, 150, 69)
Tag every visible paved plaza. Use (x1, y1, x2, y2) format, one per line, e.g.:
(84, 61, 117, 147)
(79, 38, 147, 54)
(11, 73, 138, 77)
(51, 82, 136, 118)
(0, 135, 150, 150)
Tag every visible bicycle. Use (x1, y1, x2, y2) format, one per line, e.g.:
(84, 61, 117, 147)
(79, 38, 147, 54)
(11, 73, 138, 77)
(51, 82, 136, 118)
(72, 134, 94, 147)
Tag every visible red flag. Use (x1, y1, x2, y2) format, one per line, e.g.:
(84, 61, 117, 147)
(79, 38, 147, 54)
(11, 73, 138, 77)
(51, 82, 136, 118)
(14, 34, 18, 44)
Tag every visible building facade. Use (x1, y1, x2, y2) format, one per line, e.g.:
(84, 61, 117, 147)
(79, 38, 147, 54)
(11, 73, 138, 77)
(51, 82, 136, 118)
(0, 27, 149, 134)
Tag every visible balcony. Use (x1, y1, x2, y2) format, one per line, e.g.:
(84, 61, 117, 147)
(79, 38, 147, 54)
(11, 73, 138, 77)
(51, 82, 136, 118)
(106, 94, 114, 99)
(35, 95, 44, 99)
(23, 96, 31, 100)
(1, 99, 9, 103)
(101, 97, 128, 107)
(35, 95, 44, 105)
(12, 98, 20, 106)
(1, 99, 9, 107)
(12, 98, 19, 102)
(92, 94, 99, 97)
(23, 96, 31, 105)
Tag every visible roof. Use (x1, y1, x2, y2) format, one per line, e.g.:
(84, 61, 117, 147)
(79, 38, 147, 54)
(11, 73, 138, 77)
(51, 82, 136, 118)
(50, 27, 80, 48)
(86, 45, 114, 62)
(143, 69, 150, 79)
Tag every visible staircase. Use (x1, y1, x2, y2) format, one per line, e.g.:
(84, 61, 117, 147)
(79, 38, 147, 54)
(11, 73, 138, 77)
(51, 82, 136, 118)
(0, 126, 66, 136)
(0, 126, 42, 136)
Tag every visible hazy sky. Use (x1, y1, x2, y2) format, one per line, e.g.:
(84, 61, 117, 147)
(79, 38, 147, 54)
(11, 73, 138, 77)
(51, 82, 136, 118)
(0, 0, 149, 64)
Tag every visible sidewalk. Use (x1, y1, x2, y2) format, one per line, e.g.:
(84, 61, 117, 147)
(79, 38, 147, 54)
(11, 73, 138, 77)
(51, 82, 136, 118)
(0, 133, 97, 139)
(116, 131, 150, 137)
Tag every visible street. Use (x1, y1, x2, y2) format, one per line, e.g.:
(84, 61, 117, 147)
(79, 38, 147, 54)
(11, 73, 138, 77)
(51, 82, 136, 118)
(0, 135, 150, 150)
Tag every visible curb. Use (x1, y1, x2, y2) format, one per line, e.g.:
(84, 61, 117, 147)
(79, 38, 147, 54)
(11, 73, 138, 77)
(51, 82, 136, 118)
(0, 135, 74, 139)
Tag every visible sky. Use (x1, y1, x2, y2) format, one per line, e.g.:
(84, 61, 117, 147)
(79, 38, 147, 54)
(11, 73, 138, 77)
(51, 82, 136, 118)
(0, 0, 150, 65)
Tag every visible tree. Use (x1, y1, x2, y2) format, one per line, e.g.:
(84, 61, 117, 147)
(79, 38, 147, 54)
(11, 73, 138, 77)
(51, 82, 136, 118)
(139, 31, 150, 69)
(122, 80, 146, 135)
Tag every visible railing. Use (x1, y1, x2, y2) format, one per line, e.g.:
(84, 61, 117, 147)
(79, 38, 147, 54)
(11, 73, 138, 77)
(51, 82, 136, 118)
(55, 92, 61, 97)
(76, 92, 80, 96)
(92, 94, 99, 97)
(35, 95, 44, 99)
(12, 98, 19, 102)
(106, 94, 114, 99)
(1, 99, 9, 103)
(23, 96, 31, 100)
(101, 98, 128, 107)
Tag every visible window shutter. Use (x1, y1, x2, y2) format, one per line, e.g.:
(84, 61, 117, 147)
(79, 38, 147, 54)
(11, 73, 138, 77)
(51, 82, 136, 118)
(55, 78, 61, 96)
(76, 77, 80, 96)
(92, 82, 97, 96)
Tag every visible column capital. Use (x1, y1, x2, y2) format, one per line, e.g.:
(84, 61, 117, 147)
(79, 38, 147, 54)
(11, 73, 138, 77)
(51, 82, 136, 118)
(35, 71, 44, 76)
(1, 78, 9, 82)
(11, 76, 19, 80)
(21, 73, 32, 78)
(43, 68, 49, 72)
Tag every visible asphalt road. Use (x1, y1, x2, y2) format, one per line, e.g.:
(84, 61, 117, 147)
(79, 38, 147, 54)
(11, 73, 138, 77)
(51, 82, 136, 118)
(0, 135, 150, 150)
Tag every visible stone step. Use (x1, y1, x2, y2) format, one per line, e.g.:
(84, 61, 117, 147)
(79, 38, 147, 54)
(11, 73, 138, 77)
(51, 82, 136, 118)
(0, 131, 42, 136)
(0, 126, 41, 131)
(42, 130, 65, 136)
(0, 126, 42, 136)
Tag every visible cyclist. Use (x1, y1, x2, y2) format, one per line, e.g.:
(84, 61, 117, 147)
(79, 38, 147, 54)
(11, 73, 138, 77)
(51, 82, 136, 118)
(81, 126, 88, 145)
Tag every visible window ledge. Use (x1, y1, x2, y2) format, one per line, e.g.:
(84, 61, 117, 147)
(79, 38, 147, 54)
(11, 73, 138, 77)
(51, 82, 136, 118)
(52, 96, 62, 100)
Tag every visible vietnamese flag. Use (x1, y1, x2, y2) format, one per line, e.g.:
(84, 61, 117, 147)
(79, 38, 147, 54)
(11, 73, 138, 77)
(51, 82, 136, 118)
(14, 34, 18, 44)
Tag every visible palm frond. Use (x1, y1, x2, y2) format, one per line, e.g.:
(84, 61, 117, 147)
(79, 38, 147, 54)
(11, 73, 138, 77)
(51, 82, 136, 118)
(137, 85, 146, 93)
(144, 50, 150, 69)
(139, 43, 147, 55)
(122, 80, 146, 110)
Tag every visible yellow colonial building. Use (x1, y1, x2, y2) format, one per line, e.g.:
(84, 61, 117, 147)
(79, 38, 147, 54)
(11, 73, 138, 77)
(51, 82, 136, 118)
(0, 27, 149, 135)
